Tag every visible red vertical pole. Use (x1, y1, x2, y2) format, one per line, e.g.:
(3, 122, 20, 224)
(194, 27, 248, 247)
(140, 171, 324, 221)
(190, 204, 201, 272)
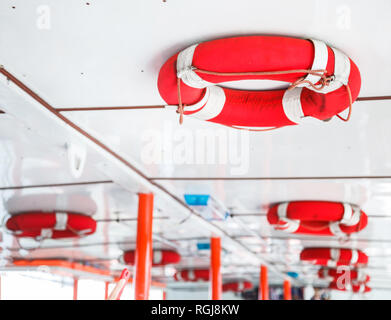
(163, 291, 167, 300)
(134, 193, 154, 300)
(283, 279, 292, 300)
(259, 265, 269, 300)
(104, 282, 109, 300)
(73, 278, 78, 300)
(210, 237, 222, 300)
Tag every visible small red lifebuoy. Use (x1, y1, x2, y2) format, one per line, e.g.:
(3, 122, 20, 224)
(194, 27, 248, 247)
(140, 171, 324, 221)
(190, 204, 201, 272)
(123, 250, 181, 266)
(5, 212, 96, 239)
(300, 248, 368, 267)
(174, 269, 209, 282)
(267, 201, 367, 236)
(328, 281, 371, 293)
(318, 268, 370, 283)
(222, 281, 253, 293)
(158, 36, 361, 130)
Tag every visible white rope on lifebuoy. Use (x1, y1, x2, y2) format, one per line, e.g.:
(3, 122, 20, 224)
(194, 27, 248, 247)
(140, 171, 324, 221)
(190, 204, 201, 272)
(276, 202, 300, 233)
(153, 250, 163, 265)
(176, 271, 183, 281)
(358, 283, 366, 294)
(350, 249, 359, 265)
(315, 47, 351, 94)
(54, 212, 68, 230)
(186, 86, 226, 121)
(188, 270, 195, 281)
(177, 44, 212, 89)
(296, 39, 329, 89)
(282, 87, 305, 125)
(326, 248, 341, 267)
(330, 204, 361, 236)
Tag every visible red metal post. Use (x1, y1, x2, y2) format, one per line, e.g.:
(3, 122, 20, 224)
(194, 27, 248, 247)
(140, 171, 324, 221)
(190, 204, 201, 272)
(210, 237, 222, 300)
(283, 279, 292, 300)
(104, 281, 109, 300)
(259, 265, 269, 300)
(134, 193, 154, 300)
(73, 278, 78, 300)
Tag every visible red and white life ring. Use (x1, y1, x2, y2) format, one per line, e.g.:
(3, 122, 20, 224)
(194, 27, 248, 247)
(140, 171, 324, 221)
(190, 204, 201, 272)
(267, 201, 368, 236)
(300, 248, 368, 267)
(318, 268, 370, 283)
(222, 281, 253, 293)
(123, 250, 181, 266)
(5, 212, 96, 239)
(328, 281, 371, 293)
(158, 36, 361, 130)
(174, 269, 210, 282)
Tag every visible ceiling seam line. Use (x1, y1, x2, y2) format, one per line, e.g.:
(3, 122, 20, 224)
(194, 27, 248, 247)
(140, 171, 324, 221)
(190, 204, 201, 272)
(0, 180, 113, 190)
(149, 176, 391, 180)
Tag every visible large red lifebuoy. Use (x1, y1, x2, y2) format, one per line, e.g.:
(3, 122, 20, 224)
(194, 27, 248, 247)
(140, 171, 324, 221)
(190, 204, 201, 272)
(328, 281, 371, 293)
(300, 248, 368, 267)
(158, 36, 361, 130)
(318, 268, 370, 283)
(123, 250, 181, 266)
(222, 281, 253, 293)
(267, 201, 367, 236)
(5, 212, 96, 239)
(174, 269, 209, 282)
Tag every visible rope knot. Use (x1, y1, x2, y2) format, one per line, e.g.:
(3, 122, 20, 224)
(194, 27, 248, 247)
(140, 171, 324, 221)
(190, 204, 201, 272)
(288, 69, 332, 91)
(177, 66, 195, 79)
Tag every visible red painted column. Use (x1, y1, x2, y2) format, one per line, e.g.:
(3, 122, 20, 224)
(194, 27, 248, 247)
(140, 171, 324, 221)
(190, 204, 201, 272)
(73, 278, 78, 300)
(104, 282, 109, 300)
(210, 237, 222, 300)
(134, 193, 154, 300)
(283, 279, 292, 300)
(259, 265, 269, 300)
